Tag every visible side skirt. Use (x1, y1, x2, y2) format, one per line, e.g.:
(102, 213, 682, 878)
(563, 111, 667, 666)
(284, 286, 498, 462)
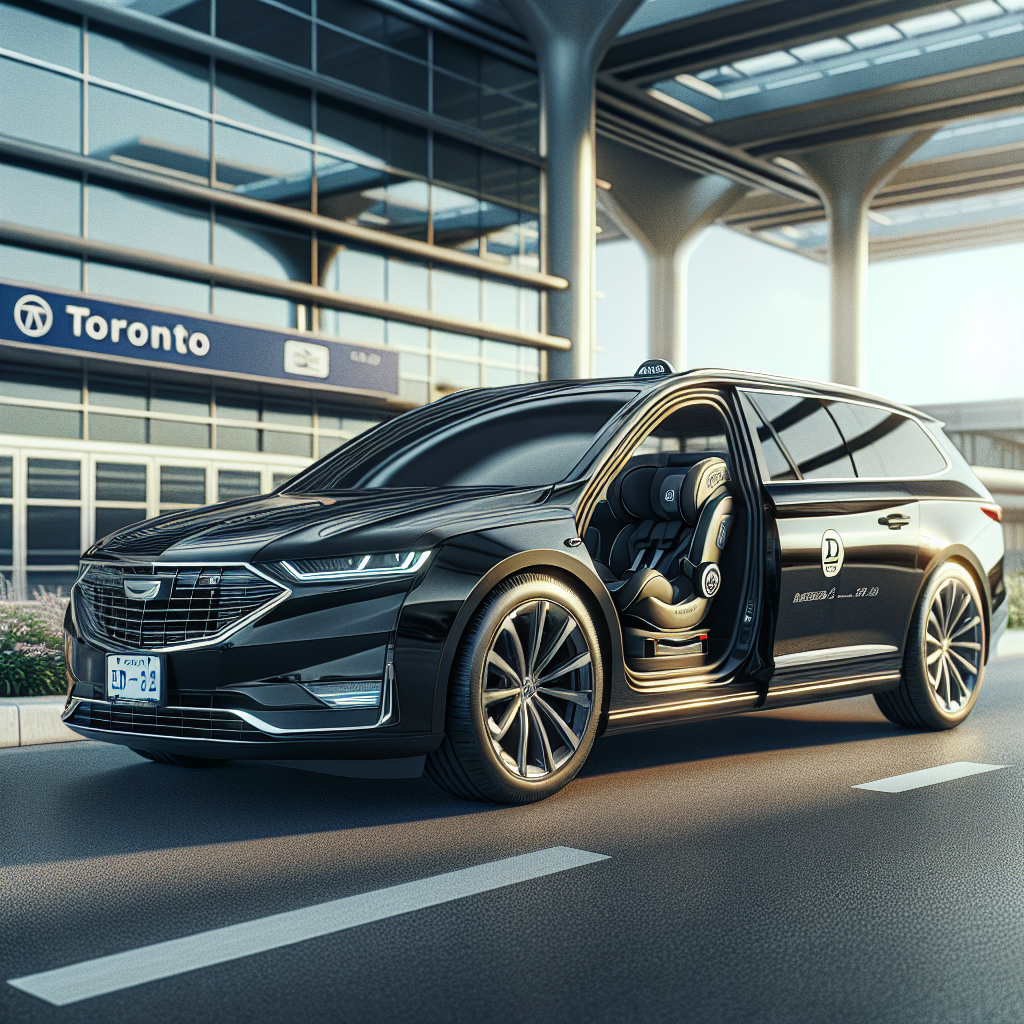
(758, 670, 901, 711)
(604, 688, 761, 735)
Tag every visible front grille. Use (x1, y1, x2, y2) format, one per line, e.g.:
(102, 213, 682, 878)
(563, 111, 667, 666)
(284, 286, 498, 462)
(68, 701, 265, 741)
(75, 563, 286, 650)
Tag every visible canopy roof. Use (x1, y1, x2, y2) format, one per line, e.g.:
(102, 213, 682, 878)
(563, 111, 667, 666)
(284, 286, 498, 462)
(597, 0, 1024, 260)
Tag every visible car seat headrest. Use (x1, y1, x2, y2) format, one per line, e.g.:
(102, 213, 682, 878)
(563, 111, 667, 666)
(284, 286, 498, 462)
(608, 454, 730, 524)
(607, 465, 658, 522)
(680, 457, 729, 524)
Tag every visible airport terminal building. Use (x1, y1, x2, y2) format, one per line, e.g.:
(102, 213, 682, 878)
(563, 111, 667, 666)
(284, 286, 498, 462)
(3, 0, 1024, 598)
(0, 0, 559, 597)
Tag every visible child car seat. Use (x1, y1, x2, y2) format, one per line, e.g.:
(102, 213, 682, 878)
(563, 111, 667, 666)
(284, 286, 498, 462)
(598, 456, 733, 632)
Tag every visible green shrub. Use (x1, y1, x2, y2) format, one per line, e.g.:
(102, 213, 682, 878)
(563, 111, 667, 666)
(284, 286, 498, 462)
(1007, 574, 1024, 630)
(0, 591, 69, 698)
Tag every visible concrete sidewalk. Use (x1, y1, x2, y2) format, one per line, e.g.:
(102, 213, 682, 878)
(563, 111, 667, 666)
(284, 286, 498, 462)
(0, 696, 79, 748)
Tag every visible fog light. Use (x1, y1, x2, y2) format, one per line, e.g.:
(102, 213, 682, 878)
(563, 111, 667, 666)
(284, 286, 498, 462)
(303, 680, 382, 708)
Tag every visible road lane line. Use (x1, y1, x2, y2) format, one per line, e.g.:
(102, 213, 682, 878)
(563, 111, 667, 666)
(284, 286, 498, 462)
(853, 761, 1008, 793)
(8, 846, 609, 1007)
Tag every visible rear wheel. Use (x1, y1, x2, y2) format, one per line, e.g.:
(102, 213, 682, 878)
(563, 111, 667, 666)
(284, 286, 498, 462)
(131, 748, 229, 768)
(426, 573, 604, 804)
(875, 561, 986, 730)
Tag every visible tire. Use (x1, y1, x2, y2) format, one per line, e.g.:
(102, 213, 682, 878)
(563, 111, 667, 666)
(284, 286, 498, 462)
(874, 561, 986, 730)
(426, 573, 604, 804)
(131, 748, 229, 768)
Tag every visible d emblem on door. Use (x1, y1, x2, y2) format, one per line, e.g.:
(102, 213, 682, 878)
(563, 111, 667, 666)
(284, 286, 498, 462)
(821, 530, 844, 577)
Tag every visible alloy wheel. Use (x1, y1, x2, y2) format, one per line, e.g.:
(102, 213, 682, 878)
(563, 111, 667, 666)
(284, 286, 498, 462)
(480, 599, 595, 780)
(924, 576, 983, 713)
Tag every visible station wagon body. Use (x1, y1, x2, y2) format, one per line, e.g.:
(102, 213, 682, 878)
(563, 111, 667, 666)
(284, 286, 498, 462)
(63, 364, 1006, 803)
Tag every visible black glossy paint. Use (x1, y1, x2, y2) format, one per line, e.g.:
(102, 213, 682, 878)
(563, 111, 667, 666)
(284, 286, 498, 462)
(64, 370, 1006, 767)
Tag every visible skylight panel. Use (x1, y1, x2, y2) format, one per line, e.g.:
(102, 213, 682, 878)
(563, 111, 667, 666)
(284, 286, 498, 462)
(731, 50, 799, 76)
(1000, 0, 1024, 10)
(674, 74, 723, 99)
(956, 1, 1004, 22)
(847, 25, 904, 48)
(896, 10, 964, 35)
(925, 33, 984, 50)
(987, 22, 1024, 35)
(873, 48, 922, 63)
(828, 60, 872, 75)
(766, 71, 823, 89)
(789, 37, 854, 61)
(697, 66, 743, 83)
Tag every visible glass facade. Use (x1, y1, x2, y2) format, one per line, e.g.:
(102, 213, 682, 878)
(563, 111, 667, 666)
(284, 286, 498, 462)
(0, 363, 379, 458)
(0, 0, 550, 597)
(152, 0, 541, 151)
(0, 0, 545, 402)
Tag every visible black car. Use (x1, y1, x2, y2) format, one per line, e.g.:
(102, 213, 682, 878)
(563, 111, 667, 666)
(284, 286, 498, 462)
(63, 362, 1007, 803)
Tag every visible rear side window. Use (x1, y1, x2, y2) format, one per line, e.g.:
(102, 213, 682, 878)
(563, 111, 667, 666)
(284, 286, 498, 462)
(739, 392, 795, 480)
(744, 391, 854, 480)
(827, 401, 947, 478)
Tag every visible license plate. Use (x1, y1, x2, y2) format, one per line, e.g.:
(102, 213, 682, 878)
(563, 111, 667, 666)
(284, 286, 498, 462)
(106, 654, 163, 704)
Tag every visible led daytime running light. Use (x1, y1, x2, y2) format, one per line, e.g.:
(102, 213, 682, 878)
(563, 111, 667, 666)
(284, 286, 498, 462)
(281, 550, 430, 582)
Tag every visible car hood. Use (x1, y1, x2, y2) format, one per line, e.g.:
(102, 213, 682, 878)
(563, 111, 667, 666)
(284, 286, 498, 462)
(89, 487, 553, 563)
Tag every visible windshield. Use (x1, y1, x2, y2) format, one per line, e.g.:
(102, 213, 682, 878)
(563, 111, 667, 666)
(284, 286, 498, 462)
(286, 387, 638, 491)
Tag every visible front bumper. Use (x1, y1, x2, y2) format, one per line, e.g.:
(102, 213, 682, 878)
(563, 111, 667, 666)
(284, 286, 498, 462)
(62, 693, 444, 760)
(64, 563, 445, 759)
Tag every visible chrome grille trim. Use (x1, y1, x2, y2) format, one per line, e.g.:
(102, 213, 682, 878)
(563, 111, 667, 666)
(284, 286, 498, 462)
(65, 698, 267, 742)
(73, 561, 290, 653)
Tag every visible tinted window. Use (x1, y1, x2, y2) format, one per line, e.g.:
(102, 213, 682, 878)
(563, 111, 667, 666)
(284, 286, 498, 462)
(96, 463, 147, 503)
(827, 402, 947, 478)
(739, 391, 795, 481)
(291, 389, 636, 490)
(748, 392, 854, 480)
(27, 459, 80, 499)
(160, 465, 206, 504)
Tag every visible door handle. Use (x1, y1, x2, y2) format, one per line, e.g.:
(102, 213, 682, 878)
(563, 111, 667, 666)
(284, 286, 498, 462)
(879, 514, 911, 530)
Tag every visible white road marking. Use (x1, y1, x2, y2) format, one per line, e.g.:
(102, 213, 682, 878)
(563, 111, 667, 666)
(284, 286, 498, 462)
(853, 761, 1008, 793)
(8, 846, 609, 1007)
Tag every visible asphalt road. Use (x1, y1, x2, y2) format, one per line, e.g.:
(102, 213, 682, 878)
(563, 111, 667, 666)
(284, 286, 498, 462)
(3, 658, 1023, 1024)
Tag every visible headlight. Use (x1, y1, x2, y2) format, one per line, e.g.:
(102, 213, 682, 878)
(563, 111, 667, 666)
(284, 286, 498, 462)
(280, 551, 431, 582)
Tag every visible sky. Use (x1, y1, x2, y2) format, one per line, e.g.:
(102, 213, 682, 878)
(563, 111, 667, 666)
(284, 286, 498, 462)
(596, 228, 1024, 408)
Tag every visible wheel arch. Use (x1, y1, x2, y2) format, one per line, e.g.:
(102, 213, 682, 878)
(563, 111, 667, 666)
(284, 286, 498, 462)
(909, 545, 992, 659)
(430, 551, 624, 735)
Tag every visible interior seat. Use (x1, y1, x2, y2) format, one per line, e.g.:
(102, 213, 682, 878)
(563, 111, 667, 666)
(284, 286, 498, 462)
(596, 456, 733, 632)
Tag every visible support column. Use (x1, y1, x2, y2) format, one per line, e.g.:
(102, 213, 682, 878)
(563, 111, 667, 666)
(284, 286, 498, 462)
(791, 132, 931, 387)
(501, 0, 643, 379)
(597, 137, 745, 370)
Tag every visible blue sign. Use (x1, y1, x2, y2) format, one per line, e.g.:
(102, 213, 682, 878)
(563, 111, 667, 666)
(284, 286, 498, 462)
(0, 281, 399, 396)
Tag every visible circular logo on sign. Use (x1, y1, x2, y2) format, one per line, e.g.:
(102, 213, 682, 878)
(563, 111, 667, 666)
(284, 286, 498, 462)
(821, 530, 844, 577)
(13, 294, 53, 337)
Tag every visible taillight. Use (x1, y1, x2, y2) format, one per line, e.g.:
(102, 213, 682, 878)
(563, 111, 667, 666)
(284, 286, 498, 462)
(981, 504, 1003, 523)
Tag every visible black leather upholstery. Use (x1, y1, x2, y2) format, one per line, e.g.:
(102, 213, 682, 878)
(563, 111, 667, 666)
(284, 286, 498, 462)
(599, 455, 733, 633)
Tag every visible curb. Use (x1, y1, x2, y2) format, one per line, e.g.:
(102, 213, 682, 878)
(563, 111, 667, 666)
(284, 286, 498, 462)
(0, 696, 80, 748)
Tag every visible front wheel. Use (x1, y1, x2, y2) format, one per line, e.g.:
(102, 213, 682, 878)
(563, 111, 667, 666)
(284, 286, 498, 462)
(875, 561, 986, 730)
(426, 573, 604, 804)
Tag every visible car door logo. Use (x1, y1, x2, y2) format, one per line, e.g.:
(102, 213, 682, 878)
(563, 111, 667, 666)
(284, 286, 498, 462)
(13, 294, 53, 337)
(821, 530, 844, 577)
